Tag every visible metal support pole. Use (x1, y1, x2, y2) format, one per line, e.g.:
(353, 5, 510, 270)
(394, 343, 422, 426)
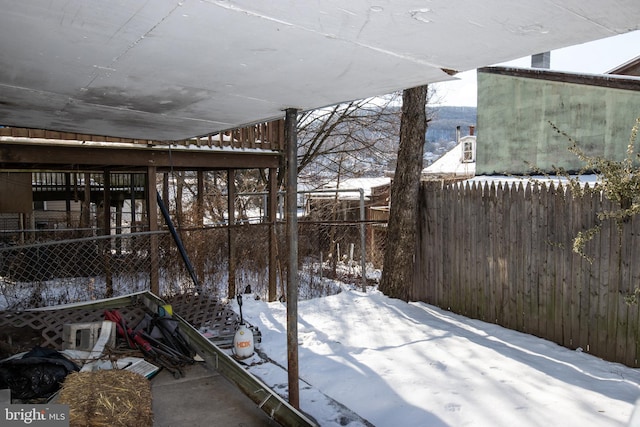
(359, 188, 367, 292)
(268, 167, 278, 302)
(285, 108, 300, 409)
(157, 191, 201, 292)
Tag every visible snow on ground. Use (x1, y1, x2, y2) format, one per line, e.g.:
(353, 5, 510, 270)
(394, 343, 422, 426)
(234, 286, 640, 427)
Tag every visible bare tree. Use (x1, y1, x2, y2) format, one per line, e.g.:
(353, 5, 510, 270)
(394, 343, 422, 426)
(170, 95, 402, 226)
(295, 94, 401, 189)
(379, 85, 429, 300)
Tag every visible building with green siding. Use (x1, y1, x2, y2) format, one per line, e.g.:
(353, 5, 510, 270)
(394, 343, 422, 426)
(476, 67, 640, 175)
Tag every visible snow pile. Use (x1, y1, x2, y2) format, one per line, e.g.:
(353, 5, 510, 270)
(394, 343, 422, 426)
(236, 286, 640, 427)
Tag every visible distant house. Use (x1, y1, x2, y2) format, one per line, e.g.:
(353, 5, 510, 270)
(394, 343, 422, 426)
(305, 129, 479, 222)
(475, 65, 640, 176)
(304, 177, 390, 264)
(305, 177, 391, 221)
(422, 127, 476, 181)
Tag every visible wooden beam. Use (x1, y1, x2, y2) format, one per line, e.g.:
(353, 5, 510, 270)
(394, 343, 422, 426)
(147, 166, 160, 295)
(196, 171, 205, 285)
(103, 169, 113, 297)
(227, 169, 236, 299)
(0, 120, 287, 150)
(284, 108, 299, 409)
(0, 142, 280, 170)
(130, 173, 137, 231)
(268, 167, 278, 302)
(479, 66, 640, 91)
(64, 172, 72, 227)
(103, 170, 111, 237)
(82, 172, 91, 228)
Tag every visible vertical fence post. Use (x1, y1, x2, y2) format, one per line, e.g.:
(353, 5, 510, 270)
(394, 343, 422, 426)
(103, 169, 113, 297)
(147, 166, 159, 295)
(130, 173, 136, 232)
(285, 107, 300, 409)
(228, 169, 236, 298)
(64, 172, 72, 228)
(360, 188, 367, 292)
(196, 171, 205, 285)
(268, 167, 278, 302)
(82, 172, 91, 229)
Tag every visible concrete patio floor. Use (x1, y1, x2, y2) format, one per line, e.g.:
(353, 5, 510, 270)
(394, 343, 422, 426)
(151, 362, 281, 427)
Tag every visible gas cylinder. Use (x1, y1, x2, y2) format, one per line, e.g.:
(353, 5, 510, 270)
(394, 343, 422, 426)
(233, 323, 254, 359)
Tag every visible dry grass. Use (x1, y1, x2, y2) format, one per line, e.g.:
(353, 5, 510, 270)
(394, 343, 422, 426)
(58, 370, 152, 427)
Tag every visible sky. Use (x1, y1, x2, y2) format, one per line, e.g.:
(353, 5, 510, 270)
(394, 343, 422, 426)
(234, 283, 640, 427)
(432, 30, 640, 107)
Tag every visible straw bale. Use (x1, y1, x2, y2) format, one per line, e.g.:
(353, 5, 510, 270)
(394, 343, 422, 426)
(58, 370, 152, 427)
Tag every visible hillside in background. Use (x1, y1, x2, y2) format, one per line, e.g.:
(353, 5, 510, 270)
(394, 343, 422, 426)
(424, 106, 477, 164)
(299, 104, 477, 180)
(427, 106, 477, 142)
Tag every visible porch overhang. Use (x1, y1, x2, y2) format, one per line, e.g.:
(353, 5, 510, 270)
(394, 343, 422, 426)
(0, 1, 638, 142)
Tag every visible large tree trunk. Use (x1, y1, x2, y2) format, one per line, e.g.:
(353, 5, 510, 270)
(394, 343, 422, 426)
(379, 85, 428, 301)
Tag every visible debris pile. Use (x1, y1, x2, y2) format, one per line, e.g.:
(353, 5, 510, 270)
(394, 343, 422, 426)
(0, 303, 195, 408)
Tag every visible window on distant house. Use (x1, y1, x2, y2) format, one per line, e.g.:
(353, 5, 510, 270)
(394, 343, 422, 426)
(462, 140, 474, 163)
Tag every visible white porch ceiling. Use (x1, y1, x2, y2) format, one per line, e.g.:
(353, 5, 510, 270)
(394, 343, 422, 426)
(0, 0, 638, 141)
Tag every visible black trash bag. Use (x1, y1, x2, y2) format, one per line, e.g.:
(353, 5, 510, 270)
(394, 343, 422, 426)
(0, 346, 79, 400)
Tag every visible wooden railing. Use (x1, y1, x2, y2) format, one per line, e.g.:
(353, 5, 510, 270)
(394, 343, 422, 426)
(31, 172, 146, 192)
(0, 119, 285, 151)
(192, 119, 285, 151)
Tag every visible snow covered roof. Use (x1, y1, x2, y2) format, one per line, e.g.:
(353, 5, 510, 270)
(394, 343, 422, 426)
(311, 177, 391, 200)
(0, 2, 638, 141)
(423, 136, 476, 178)
(0, 131, 276, 154)
(607, 54, 640, 76)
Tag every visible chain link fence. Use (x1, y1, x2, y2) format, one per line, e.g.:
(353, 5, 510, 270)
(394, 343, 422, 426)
(0, 220, 383, 310)
(0, 232, 164, 309)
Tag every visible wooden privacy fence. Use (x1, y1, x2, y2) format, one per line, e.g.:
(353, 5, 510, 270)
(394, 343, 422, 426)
(414, 179, 640, 367)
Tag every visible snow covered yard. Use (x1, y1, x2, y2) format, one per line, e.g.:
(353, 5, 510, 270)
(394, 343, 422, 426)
(236, 286, 640, 427)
